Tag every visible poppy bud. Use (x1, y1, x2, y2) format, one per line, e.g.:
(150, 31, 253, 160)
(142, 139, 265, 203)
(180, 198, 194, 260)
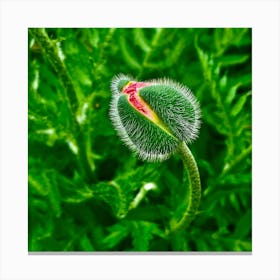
(110, 74, 201, 161)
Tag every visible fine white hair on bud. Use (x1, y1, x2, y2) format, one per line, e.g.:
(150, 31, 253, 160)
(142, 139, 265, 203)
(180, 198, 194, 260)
(109, 74, 201, 162)
(110, 73, 133, 95)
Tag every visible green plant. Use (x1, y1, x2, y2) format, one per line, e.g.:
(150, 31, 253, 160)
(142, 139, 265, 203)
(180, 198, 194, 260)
(110, 75, 201, 233)
(28, 28, 252, 252)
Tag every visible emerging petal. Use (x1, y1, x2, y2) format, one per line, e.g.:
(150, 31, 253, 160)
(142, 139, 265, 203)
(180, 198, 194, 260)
(109, 74, 201, 161)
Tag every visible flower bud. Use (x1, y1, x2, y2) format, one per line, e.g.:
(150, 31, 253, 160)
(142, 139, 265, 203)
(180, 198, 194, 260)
(110, 74, 201, 161)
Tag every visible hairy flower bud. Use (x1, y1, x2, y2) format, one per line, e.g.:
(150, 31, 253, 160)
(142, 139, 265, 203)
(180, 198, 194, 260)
(110, 74, 201, 161)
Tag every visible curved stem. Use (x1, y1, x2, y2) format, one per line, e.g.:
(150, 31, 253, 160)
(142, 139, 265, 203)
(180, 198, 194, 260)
(170, 141, 201, 232)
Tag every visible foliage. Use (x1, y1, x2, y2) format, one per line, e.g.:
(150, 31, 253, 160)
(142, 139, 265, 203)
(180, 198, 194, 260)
(28, 28, 252, 252)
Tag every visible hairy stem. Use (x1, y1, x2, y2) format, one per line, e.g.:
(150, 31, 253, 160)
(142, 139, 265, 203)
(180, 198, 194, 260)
(29, 28, 78, 115)
(170, 142, 201, 232)
(29, 28, 96, 182)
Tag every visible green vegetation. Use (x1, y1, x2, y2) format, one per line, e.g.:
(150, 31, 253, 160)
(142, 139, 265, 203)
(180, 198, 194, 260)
(28, 28, 252, 252)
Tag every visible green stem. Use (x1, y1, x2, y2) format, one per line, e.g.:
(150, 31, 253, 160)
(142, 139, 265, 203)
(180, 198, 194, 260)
(29, 28, 96, 182)
(170, 142, 201, 232)
(137, 28, 163, 79)
(222, 144, 252, 175)
(29, 28, 78, 115)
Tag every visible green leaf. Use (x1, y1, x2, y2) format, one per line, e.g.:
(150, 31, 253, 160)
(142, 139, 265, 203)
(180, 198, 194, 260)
(79, 234, 95, 251)
(102, 221, 131, 249)
(133, 29, 151, 53)
(131, 221, 164, 251)
(91, 182, 131, 219)
(225, 83, 240, 105)
(218, 54, 249, 67)
(28, 28, 252, 252)
(120, 35, 141, 70)
(231, 92, 250, 117)
(233, 210, 252, 239)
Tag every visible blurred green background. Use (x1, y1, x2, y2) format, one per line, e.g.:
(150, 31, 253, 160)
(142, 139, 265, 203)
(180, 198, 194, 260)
(28, 28, 252, 252)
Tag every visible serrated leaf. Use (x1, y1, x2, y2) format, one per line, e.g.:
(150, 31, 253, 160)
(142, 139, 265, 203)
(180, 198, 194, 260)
(29, 28, 252, 252)
(91, 182, 130, 218)
(58, 175, 93, 203)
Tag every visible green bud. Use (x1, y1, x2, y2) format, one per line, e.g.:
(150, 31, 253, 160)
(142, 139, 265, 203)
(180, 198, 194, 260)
(110, 74, 201, 161)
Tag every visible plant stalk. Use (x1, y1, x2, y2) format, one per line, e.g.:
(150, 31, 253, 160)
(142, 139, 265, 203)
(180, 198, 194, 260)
(170, 141, 201, 232)
(29, 28, 78, 115)
(29, 28, 96, 182)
